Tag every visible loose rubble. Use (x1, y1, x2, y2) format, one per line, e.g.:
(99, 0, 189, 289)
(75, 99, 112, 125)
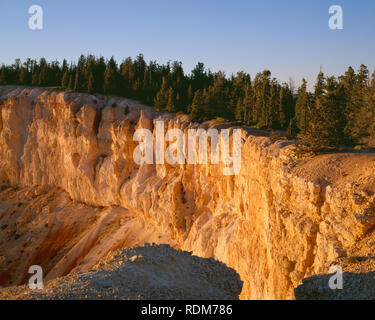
(0, 244, 242, 300)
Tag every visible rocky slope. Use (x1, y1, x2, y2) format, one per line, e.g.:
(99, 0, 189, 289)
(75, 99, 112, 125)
(295, 255, 375, 299)
(0, 244, 242, 300)
(1, 86, 375, 299)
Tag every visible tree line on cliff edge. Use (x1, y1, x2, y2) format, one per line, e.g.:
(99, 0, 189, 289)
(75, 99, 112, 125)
(0, 55, 375, 152)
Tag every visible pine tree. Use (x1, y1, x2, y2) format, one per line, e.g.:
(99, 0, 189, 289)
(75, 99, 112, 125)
(154, 77, 169, 111)
(32, 69, 39, 86)
(242, 83, 253, 124)
(295, 79, 310, 134)
(0, 66, 7, 85)
(297, 73, 327, 151)
(323, 76, 346, 145)
(166, 87, 175, 112)
(74, 69, 79, 92)
(235, 98, 244, 122)
(187, 84, 193, 102)
(350, 65, 370, 144)
(120, 57, 134, 96)
(368, 72, 375, 143)
(191, 62, 206, 90)
(19, 68, 29, 85)
(61, 59, 68, 74)
(205, 72, 226, 118)
(68, 74, 74, 90)
(104, 57, 119, 94)
(287, 118, 297, 139)
(37, 58, 48, 86)
(252, 73, 263, 125)
(340, 67, 356, 134)
(230, 72, 248, 120)
(61, 70, 69, 88)
(190, 90, 205, 120)
(96, 57, 106, 93)
(76, 55, 87, 91)
(268, 79, 280, 128)
(279, 84, 294, 130)
(87, 71, 95, 94)
(299, 74, 345, 151)
(259, 70, 272, 128)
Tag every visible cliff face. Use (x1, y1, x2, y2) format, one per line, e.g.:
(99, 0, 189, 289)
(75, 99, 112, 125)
(1, 86, 375, 299)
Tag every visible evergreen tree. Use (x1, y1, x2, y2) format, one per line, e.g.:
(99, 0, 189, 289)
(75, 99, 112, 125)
(279, 84, 294, 130)
(205, 72, 227, 118)
(251, 73, 262, 124)
(74, 68, 79, 92)
(323, 76, 346, 145)
(259, 70, 272, 128)
(242, 83, 253, 124)
(32, 69, 39, 86)
(368, 72, 375, 142)
(287, 118, 298, 139)
(299, 74, 345, 151)
(350, 65, 370, 144)
(340, 66, 356, 142)
(191, 62, 206, 90)
(295, 79, 310, 134)
(87, 71, 95, 94)
(19, 68, 30, 85)
(68, 74, 74, 90)
(95, 57, 106, 93)
(61, 59, 68, 74)
(61, 70, 69, 88)
(297, 73, 327, 151)
(104, 57, 119, 94)
(230, 72, 249, 120)
(268, 79, 280, 128)
(0, 66, 8, 85)
(190, 90, 205, 120)
(154, 77, 169, 111)
(120, 57, 134, 96)
(235, 98, 244, 122)
(166, 87, 176, 112)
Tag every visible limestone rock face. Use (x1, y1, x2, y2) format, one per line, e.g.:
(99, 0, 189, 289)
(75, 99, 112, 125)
(1, 86, 375, 299)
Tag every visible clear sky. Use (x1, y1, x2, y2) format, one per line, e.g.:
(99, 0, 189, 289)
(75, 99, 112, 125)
(1, 0, 374, 90)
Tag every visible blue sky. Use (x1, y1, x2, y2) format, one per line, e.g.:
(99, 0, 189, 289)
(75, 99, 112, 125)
(1, 0, 374, 90)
